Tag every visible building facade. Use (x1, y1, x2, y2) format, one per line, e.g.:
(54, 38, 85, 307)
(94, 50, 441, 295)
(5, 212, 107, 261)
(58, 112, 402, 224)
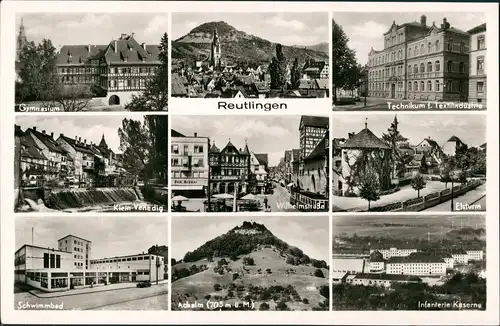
(170, 130, 209, 197)
(210, 29, 222, 68)
(467, 23, 486, 105)
(368, 16, 469, 101)
(58, 235, 92, 270)
(56, 33, 160, 106)
(209, 140, 250, 194)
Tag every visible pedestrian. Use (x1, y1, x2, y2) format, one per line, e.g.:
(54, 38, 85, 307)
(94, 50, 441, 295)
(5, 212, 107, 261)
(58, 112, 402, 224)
(263, 197, 268, 209)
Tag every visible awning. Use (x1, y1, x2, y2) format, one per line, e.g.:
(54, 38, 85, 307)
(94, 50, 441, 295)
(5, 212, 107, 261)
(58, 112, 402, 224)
(171, 185, 204, 191)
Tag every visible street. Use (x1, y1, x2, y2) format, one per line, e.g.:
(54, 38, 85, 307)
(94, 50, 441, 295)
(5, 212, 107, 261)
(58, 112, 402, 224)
(257, 182, 298, 212)
(14, 283, 168, 310)
(425, 184, 486, 212)
(333, 97, 486, 111)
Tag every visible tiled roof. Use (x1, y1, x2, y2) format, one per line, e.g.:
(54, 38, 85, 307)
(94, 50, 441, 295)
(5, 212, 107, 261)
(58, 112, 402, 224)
(28, 128, 65, 153)
(59, 135, 94, 155)
(210, 143, 220, 153)
(387, 252, 445, 264)
(171, 129, 186, 137)
(57, 45, 106, 65)
(447, 136, 465, 145)
(21, 134, 48, 160)
(468, 23, 486, 34)
(300, 115, 329, 128)
(305, 135, 327, 161)
(241, 144, 250, 155)
(222, 140, 239, 154)
(341, 127, 390, 150)
(255, 153, 268, 166)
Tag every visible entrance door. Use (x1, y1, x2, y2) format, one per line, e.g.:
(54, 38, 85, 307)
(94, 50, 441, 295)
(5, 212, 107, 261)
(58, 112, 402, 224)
(109, 95, 120, 105)
(391, 84, 396, 98)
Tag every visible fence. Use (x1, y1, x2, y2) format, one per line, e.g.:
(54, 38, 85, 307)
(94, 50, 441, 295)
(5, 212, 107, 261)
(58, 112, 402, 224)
(290, 191, 328, 212)
(368, 179, 484, 212)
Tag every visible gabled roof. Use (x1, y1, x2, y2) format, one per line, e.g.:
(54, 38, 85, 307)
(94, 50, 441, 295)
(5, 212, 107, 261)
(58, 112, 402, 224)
(221, 140, 239, 154)
(241, 144, 250, 155)
(254, 153, 268, 166)
(341, 127, 390, 150)
(57, 45, 106, 65)
(210, 143, 220, 153)
(28, 128, 65, 153)
(101, 35, 159, 64)
(59, 135, 94, 155)
(468, 23, 486, 34)
(387, 252, 445, 264)
(171, 129, 186, 137)
(447, 135, 465, 145)
(300, 115, 329, 128)
(21, 134, 48, 160)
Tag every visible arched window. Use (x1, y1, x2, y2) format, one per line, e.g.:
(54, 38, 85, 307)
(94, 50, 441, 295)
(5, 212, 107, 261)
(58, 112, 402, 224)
(408, 47, 412, 57)
(448, 39, 453, 51)
(415, 45, 419, 55)
(414, 81, 418, 91)
(435, 40, 440, 51)
(408, 81, 412, 91)
(427, 81, 432, 91)
(428, 42, 432, 53)
(420, 81, 425, 91)
(460, 42, 465, 53)
(408, 65, 412, 74)
(459, 62, 465, 73)
(447, 60, 453, 72)
(420, 43, 425, 54)
(435, 80, 440, 92)
(420, 63, 425, 73)
(414, 64, 418, 73)
(427, 61, 432, 72)
(435, 60, 441, 71)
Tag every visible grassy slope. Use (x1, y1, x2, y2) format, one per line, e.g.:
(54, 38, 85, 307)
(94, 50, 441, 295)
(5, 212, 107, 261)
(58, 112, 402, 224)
(172, 247, 329, 311)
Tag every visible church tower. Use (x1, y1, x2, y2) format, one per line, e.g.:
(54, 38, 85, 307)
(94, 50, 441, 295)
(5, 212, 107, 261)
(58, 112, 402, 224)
(210, 29, 221, 68)
(16, 17, 28, 62)
(98, 134, 109, 150)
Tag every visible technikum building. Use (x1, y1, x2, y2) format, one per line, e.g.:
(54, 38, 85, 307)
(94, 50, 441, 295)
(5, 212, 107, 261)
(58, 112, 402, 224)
(14, 234, 165, 292)
(367, 16, 470, 102)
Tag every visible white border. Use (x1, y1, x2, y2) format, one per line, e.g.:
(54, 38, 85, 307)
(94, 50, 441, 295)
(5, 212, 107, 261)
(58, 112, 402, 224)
(1, 1, 498, 325)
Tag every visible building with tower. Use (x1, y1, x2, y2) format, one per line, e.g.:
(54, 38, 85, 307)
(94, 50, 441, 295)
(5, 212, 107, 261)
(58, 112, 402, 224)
(367, 15, 470, 102)
(467, 23, 486, 105)
(16, 17, 28, 63)
(210, 29, 222, 68)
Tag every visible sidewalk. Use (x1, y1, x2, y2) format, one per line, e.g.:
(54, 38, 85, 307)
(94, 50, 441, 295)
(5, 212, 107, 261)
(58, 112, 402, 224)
(30, 279, 168, 298)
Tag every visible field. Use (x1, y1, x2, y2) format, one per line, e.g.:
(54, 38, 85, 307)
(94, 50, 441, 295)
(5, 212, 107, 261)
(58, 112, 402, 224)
(172, 247, 329, 311)
(333, 215, 485, 239)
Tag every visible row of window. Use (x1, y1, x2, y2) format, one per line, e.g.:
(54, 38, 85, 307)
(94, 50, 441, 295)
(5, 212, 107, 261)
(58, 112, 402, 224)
(43, 253, 61, 269)
(90, 255, 161, 264)
(369, 59, 473, 80)
(171, 171, 205, 179)
(369, 80, 467, 93)
(59, 66, 157, 74)
(171, 144, 205, 155)
(108, 79, 147, 88)
(171, 157, 205, 167)
(371, 39, 469, 67)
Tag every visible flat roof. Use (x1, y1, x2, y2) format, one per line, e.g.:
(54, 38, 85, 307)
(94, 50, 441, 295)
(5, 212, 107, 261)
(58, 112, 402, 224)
(332, 271, 348, 279)
(354, 273, 422, 282)
(90, 253, 163, 262)
(15, 244, 71, 255)
(57, 234, 92, 243)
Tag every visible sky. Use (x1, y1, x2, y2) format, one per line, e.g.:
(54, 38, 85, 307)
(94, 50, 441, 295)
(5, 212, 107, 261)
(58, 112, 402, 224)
(333, 114, 486, 148)
(15, 115, 147, 153)
(333, 12, 486, 65)
(16, 13, 168, 47)
(172, 115, 320, 166)
(172, 12, 328, 45)
(172, 216, 329, 262)
(16, 216, 168, 258)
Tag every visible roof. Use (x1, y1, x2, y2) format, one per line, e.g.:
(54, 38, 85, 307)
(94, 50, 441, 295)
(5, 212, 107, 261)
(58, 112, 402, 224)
(210, 143, 220, 153)
(222, 140, 239, 154)
(316, 79, 329, 90)
(28, 128, 65, 153)
(341, 127, 390, 150)
(300, 116, 329, 128)
(302, 60, 326, 71)
(21, 134, 48, 160)
(468, 23, 486, 34)
(387, 252, 445, 264)
(332, 271, 348, 279)
(354, 273, 422, 282)
(57, 234, 92, 243)
(332, 258, 365, 272)
(15, 244, 71, 255)
(298, 79, 318, 90)
(15, 125, 25, 137)
(254, 153, 268, 166)
(305, 135, 327, 160)
(171, 73, 187, 96)
(171, 129, 186, 137)
(101, 35, 159, 64)
(59, 135, 94, 155)
(57, 45, 106, 65)
(447, 136, 465, 145)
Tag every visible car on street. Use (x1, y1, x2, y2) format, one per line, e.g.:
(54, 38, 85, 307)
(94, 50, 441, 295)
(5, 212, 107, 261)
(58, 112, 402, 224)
(136, 281, 152, 288)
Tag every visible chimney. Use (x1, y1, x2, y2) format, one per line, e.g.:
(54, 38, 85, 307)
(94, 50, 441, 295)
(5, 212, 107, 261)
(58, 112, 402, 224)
(88, 44, 91, 52)
(79, 137, 82, 142)
(33, 127, 36, 131)
(75, 135, 77, 141)
(42, 130, 46, 134)
(194, 132, 197, 137)
(114, 40, 117, 53)
(120, 33, 127, 39)
(131, 32, 135, 38)
(420, 15, 427, 27)
(60, 133, 64, 137)
(51, 132, 54, 139)
(442, 18, 448, 29)
(84, 139, 87, 144)
(141, 42, 146, 50)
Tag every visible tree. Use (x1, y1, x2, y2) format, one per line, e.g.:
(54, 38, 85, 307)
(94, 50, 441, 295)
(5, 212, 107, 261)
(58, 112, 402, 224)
(458, 171, 468, 184)
(359, 171, 380, 210)
(269, 44, 287, 90)
(126, 33, 168, 111)
(213, 283, 222, 292)
(382, 116, 409, 178)
(302, 298, 309, 304)
(259, 302, 270, 311)
(332, 20, 360, 103)
(55, 84, 93, 112)
(17, 39, 60, 103)
(314, 269, 325, 278)
(411, 173, 426, 198)
(440, 165, 452, 189)
(290, 58, 301, 89)
(276, 301, 289, 311)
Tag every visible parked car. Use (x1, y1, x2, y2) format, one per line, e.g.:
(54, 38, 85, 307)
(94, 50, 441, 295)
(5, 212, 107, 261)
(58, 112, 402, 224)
(136, 281, 152, 288)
